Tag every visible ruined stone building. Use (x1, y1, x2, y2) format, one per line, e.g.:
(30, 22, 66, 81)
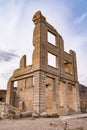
(0, 11, 81, 116)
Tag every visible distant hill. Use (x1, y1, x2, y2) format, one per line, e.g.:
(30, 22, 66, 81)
(79, 84, 87, 100)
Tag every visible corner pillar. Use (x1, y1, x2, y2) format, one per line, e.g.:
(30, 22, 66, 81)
(33, 71, 46, 113)
(63, 81, 69, 115)
(74, 83, 81, 113)
(54, 78, 59, 114)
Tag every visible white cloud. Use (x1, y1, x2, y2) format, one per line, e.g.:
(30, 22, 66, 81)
(75, 12, 87, 24)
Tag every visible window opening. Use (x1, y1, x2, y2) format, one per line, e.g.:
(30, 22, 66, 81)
(64, 60, 73, 74)
(48, 52, 56, 68)
(13, 81, 18, 88)
(48, 31, 56, 45)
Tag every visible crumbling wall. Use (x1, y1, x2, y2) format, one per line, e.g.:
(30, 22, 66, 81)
(11, 77, 34, 111)
(5, 11, 80, 116)
(0, 101, 21, 119)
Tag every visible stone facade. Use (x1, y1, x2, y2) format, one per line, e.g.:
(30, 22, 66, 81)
(5, 11, 80, 116)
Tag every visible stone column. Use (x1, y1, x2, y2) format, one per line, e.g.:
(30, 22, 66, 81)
(33, 71, 46, 113)
(70, 50, 78, 81)
(59, 36, 65, 76)
(73, 83, 81, 113)
(63, 81, 69, 115)
(65, 81, 69, 114)
(6, 80, 13, 105)
(54, 77, 59, 114)
(39, 71, 46, 113)
(58, 81, 68, 115)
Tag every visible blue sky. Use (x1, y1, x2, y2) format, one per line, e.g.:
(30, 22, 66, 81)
(0, 0, 87, 89)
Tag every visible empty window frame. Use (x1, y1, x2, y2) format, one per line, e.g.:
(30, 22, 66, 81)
(13, 81, 18, 88)
(48, 31, 56, 45)
(48, 52, 56, 68)
(64, 60, 73, 74)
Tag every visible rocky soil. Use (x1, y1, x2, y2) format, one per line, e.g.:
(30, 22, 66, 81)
(0, 114, 87, 130)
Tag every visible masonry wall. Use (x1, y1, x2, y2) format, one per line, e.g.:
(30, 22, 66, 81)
(12, 77, 34, 111)
(6, 11, 80, 116)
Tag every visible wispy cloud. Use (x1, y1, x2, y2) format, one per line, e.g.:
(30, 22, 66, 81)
(75, 12, 87, 24)
(0, 50, 19, 62)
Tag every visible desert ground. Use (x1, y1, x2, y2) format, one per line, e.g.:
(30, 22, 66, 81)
(0, 114, 87, 130)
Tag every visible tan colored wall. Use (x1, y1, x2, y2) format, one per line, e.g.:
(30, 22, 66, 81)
(46, 77, 55, 114)
(6, 11, 80, 116)
(13, 77, 34, 111)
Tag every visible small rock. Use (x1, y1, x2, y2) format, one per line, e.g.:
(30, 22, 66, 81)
(40, 112, 48, 117)
(50, 122, 58, 127)
(20, 111, 32, 117)
(32, 113, 39, 118)
(1, 112, 9, 119)
(47, 113, 59, 118)
(9, 113, 15, 119)
(51, 112, 59, 118)
(14, 113, 20, 119)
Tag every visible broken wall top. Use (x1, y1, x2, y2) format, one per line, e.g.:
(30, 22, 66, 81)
(11, 11, 78, 83)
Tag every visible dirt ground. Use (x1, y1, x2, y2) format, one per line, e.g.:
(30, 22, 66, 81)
(0, 114, 87, 130)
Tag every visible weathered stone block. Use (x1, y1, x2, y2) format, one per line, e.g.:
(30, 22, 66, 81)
(20, 111, 32, 117)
